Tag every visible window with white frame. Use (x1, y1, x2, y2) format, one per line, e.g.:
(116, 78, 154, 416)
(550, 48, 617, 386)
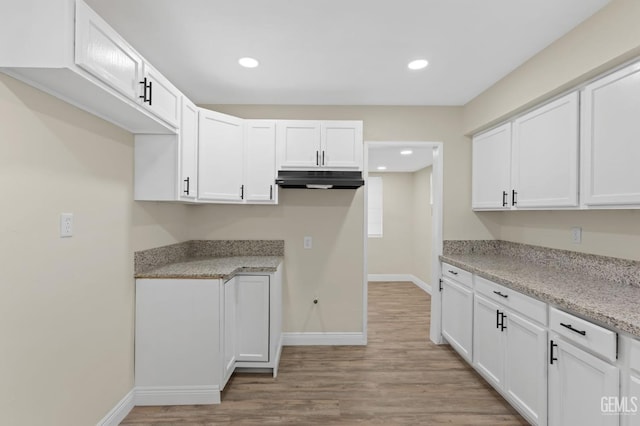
(368, 176, 383, 238)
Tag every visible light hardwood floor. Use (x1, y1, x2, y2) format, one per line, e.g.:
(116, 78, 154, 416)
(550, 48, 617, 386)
(122, 282, 527, 425)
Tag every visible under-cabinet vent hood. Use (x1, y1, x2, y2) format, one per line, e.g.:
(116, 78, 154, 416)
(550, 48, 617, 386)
(276, 171, 365, 189)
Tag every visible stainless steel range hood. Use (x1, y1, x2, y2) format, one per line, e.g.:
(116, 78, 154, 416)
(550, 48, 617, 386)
(275, 170, 365, 189)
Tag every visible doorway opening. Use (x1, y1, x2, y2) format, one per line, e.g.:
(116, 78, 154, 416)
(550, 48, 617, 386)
(363, 141, 443, 344)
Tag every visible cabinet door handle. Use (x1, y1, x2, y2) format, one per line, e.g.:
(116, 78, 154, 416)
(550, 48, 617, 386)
(139, 78, 152, 105)
(183, 177, 190, 195)
(502, 191, 508, 207)
(493, 290, 509, 298)
(560, 322, 586, 336)
(269, 185, 273, 200)
(512, 189, 518, 206)
(496, 309, 501, 329)
(550, 340, 558, 365)
(316, 151, 319, 166)
(438, 278, 443, 292)
(500, 313, 507, 331)
(147, 80, 153, 106)
(240, 185, 244, 200)
(448, 270, 458, 276)
(322, 150, 325, 165)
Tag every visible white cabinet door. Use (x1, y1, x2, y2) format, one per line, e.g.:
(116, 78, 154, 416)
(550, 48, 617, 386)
(75, 0, 142, 101)
(198, 110, 244, 202)
(180, 98, 198, 200)
(441, 278, 473, 363)
(581, 62, 640, 207)
(236, 276, 270, 362)
(134, 279, 222, 405)
(222, 278, 237, 388)
(321, 121, 363, 169)
(472, 123, 512, 210)
(141, 62, 181, 127)
(512, 92, 579, 208)
(245, 120, 277, 203)
(473, 294, 505, 389)
(504, 311, 548, 425)
(549, 337, 620, 426)
(277, 121, 321, 169)
(626, 375, 640, 426)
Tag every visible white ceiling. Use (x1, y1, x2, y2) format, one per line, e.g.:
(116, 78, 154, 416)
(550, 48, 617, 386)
(369, 144, 433, 173)
(84, 0, 609, 106)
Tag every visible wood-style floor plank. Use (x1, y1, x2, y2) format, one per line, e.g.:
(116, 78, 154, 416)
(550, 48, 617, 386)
(122, 282, 527, 425)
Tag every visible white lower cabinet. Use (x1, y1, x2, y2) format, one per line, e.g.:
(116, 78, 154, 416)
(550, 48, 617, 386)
(135, 264, 283, 406)
(441, 277, 473, 362)
(222, 277, 237, 388)
(548, 336, 619, 426)
(236, 275, 270, 362)
(473, 294, 547, 425)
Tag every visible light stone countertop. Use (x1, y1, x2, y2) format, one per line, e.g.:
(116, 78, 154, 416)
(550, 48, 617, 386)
(441, 253, 640, 338)
(135, 256, 283, 280)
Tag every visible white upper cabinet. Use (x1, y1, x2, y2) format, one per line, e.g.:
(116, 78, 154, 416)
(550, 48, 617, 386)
(140, 62, 181, 127)
(321, 121, 363, 169)
(472, 123, 512, 210)
(512, 92, 579, 208)
(0, 0, 178, 134)
(277, 120, 363, 170)
(244, 120, 277, 203)
(581, 61, 640, 208)
(75, 0, 142, 102)
(198, 110, 245, 202)
(180, 97, 199, 201)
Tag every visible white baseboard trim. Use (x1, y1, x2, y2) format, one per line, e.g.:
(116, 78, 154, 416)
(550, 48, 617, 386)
(134, 385, 221, 406)
(97, 389, 135, 426)
(282, 332, 366, 346)
(368, 274, 431, 294)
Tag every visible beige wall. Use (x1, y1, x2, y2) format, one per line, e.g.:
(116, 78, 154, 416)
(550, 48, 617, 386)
(463, 0, 640, 261)
(0, 74, 188, 426)
(464, 0, 640, 134)
(367, 168, 432, 284)
(367, 173, 414, 275)
(412, 166, 433, 283)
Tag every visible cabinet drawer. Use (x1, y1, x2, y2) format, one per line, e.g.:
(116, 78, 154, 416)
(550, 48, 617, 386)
(475, 276, 547, 325)
(442, 263, 472, 288)
(549, 307, 617, 362)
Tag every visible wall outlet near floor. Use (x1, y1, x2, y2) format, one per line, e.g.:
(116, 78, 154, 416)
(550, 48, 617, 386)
(571, 226, 582, 244)
(60, 213, 73, 238)
(303, 236, 312, 249)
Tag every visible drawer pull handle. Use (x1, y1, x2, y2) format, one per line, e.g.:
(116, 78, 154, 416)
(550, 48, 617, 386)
(448, 270, 458, 275)
(493, 290, 509, 298)
(550, 340, 558, 365)
(560, 322, 586, 336)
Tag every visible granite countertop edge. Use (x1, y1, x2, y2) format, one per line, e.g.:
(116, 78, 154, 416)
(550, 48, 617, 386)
(134, 256, 284, 281)
(441, 254, 640, 338)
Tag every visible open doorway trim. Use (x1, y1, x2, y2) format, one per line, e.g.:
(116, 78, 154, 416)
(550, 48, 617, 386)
(363, 141, 444, 345)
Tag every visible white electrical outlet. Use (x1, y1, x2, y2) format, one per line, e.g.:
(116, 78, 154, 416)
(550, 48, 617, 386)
(571, 226, 582, 244)
(60, 213, 73, 238)
(303, 236, 312, 249)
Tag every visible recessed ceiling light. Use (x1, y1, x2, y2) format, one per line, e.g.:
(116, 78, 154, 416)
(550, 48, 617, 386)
(400, 149, 413, 155)
(408, 59, 429, 70)
(377, 166, 387, 171)
(238, 57, 259, 68)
